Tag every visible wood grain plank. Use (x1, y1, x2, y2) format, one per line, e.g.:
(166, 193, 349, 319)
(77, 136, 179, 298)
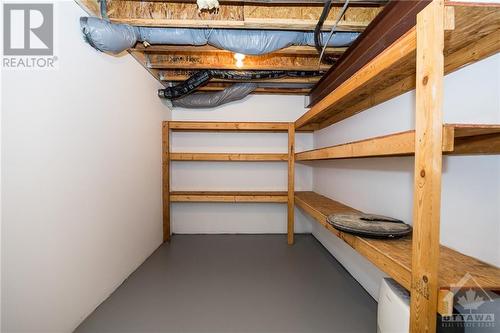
(137, 45, 347, 56)
(169, 121, 290, 132)
(162, 121, 170, 242)
(410, 1, 444, 331)
(147, 53, 331, 71)
(170, 191, 288, 203)
(287, 123, 295, 245)
(170, 152, 289, 161)
(296, 130, 416, 160)
(295, 124, 500, 161)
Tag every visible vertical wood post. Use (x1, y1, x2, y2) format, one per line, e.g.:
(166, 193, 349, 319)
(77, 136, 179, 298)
(410, 0, 444, 332)
(162, 121, 171, 242)
(287, 123, 295, 245)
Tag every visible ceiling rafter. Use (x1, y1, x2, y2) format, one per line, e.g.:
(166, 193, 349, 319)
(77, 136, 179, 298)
(132, 44, 348, 56)
(143, 52, 331, 71)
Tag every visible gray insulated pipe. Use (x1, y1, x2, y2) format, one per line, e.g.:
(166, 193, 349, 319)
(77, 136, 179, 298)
(171, 83, 257, 109)
(80, 17, 359, 55)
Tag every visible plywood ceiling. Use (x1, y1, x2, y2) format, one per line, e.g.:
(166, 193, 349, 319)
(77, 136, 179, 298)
(77, 0, 386, 95)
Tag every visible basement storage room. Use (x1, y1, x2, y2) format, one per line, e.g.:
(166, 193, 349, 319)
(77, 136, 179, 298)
(1, 0, 500, 332)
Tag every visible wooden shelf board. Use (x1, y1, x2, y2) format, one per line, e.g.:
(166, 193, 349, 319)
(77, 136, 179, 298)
(298, 4, 500, 131)
(170, 152, 288, 161)
(171, 191, 288, 203)
(169, 121, 291, 132)
(295, 124, 500, 161)
(295, 191, 500, 315)
(447, 124, 500, 155)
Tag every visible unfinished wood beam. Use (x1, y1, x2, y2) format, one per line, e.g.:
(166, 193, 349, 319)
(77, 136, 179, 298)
(443, 5, 500, 74)
(162, 122, 171, 242)
(410, 1, 444, 331)
(106, 1, 382, 31)
(287, 123, 295, 245)
(193, 83, 312, 95)
(146, 53, 331, 71)
(134, 45, 347, 56)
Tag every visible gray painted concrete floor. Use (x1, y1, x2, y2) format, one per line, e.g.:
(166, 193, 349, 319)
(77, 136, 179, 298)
(75, 234, 377, 333)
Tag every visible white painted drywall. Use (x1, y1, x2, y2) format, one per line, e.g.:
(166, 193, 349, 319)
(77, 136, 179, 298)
(311, 54, 500, 300)
(171, 95, 313, 234)
(1, 2, 170, 332)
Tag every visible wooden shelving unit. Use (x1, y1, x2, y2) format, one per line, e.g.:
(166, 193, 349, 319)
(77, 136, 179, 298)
(295, 191, 500, 316)
(293, 1, 500, 331)
(296, 3, 500, 131)
(170, 153, 288, 162)
(157, 2, 499, 331)
(296, 124, 500, 161)
(171, 191, 288, 203)
(163, 121, 296, 245)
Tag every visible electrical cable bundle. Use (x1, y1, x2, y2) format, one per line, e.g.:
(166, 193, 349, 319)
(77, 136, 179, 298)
(158, 70, 323, 99)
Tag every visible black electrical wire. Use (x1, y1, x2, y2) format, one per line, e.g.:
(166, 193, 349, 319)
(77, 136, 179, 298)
(314, 0, 332, 55)
(314, 0, 338, 64)
(319, 0, 350, 65)
(158, 70, 323, 99)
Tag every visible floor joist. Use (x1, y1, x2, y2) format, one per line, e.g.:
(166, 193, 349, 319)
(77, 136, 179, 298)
(145, 52, 331, 71)
(134, 45, 347, 56)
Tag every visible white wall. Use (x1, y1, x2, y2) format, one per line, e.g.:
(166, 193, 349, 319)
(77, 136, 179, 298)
(171, 95, 313, 234)
(311, 54, 500, 300)
(1, 2, 170, 332)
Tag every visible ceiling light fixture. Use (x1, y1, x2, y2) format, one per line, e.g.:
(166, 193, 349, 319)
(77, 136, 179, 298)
(234, 53, 245, 68)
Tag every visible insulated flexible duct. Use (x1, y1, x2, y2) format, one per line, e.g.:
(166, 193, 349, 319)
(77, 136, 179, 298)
(80, 17, 359, 55)
(158, 70, 322, 99)
(171, 83, 257, 109)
